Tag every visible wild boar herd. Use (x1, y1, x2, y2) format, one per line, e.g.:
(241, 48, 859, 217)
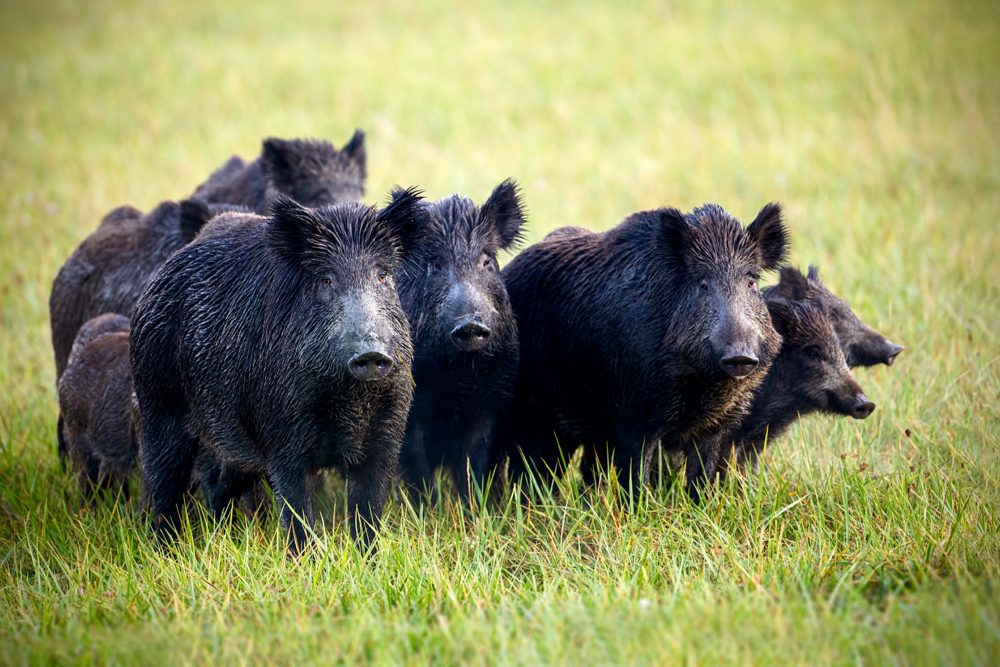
(50, 131, 904, 554)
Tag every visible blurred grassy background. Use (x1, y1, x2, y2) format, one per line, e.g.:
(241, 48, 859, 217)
(1, 0, 999, 663)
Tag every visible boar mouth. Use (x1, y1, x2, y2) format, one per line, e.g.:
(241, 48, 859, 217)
(720, 354, 759, 378)
(884, 344, 904, 366)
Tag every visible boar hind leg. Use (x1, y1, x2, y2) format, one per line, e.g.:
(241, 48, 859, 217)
(203, 462, 261, 522)
(268, 463, 314, 556)
(141, 415, 199, 545)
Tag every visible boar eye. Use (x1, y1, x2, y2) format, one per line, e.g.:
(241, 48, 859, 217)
(322, 277, 333, 287)
(377, 272, 387, 283)
(805, 346, 823, 361)
(700, 282, 709, 291)
(481, 255, 491, 269)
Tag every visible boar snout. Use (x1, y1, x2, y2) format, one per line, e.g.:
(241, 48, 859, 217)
(451, 319, 492, 352)
(349, 345, 395, 381)
(444, 281, 497, 352)
(713, 304, 763, 379)
(851, 394, 876, 419)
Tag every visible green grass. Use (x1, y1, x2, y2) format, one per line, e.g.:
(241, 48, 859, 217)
(2, 0, 999, 663)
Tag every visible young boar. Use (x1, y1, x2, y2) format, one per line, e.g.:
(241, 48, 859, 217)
(50, 199, 242, 463)
(58, 313, 136, 501)
(498, 203, 788, 498)
(684, 298, 876, 497)
(764, 265, 903, 368)
(396, 180, 526, 503)
(192, 131, 366, 211)
(130, 190, 428, 554)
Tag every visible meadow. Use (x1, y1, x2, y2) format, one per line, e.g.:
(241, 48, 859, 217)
(1, 0, 999, 663)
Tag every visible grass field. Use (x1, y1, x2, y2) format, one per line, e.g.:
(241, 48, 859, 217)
(2, 0, 999, 663)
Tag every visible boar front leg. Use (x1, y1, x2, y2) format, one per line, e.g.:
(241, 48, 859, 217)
(398, 424, 434, 504)
(347, 453, 396, 552)
(268, 462, 314, 556)
(452, 418, 497, 507)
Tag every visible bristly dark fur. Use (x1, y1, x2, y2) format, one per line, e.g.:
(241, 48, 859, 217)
(49, 199, 245, 463)
(58, 314, 137, 504)
(192, 131, 367, 212)
(396, 180, 526, 503)
(497, 202, 788, 500)
(131, 190, 428, 555)
(763, 265, 903, 368)
(268, 187, 427, 272)
(701, 298, 873, 482)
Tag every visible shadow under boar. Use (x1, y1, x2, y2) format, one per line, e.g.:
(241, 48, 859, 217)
(498, 203, 788, 498)
(685, 298, 876, 498)
(131, 190, 428, 555)
(58, 313, 136, 502)
(397, 180, 526, 504)
(192, 131, 366, 212)
(50, 199, 241, 463)
(764, 265, 903, 368)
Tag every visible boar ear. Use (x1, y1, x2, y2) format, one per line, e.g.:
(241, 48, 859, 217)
(766, 298, 798, 338)
(268, 193, 316, 260)
(746, 202, 788, 271)
(481, 179, 527, 251)
(776, 265, 810, 300)
(342, 129, 366, 174)
(262, 138, 300, 189)
(178, 198, 214, 243)
(655, 208, 692, 265)
(379, 186, 429, 263)
(807, 264, 821, 282)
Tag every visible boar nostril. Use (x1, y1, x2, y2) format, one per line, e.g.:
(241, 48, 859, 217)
(720, 354, 759, 379)
(451, 322, 492, 352)
(852, 395, 876, 419)
(348, 351, 394, 381)
(885, 344, 904, 366)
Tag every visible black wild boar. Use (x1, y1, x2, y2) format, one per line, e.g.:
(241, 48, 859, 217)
(498, 203, 788, 497)
(50, 199, 241, 463)
(192, 131, 366, 211)
(58, 313, 136, 501)
(396, 180, 526, 503)
(130, 190, 427, 554)
(763, 265, 903, 368)
(684, 298, 876, 497)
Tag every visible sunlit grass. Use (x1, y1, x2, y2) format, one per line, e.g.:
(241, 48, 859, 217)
(1, 0, 999, 663)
